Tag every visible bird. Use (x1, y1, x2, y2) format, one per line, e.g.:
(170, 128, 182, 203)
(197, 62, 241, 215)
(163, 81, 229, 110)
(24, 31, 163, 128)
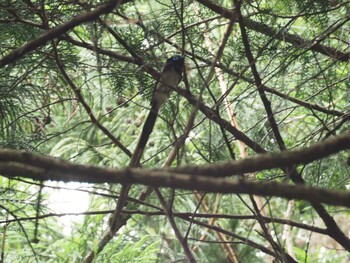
(129, 54, 185, 166)
(109, 55, 185, 232)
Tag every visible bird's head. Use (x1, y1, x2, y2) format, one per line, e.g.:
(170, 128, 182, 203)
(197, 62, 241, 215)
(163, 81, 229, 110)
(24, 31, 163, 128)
(164, 55, 185, 74)
(166, 55, 184, 63)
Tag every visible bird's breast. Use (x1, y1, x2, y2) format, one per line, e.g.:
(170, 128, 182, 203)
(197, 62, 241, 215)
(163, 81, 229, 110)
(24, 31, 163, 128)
(154, 68, 181, 107)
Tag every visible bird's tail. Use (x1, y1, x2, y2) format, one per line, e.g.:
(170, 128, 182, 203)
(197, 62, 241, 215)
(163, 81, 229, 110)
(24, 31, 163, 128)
(129, 102, 159, 166)
(110, 103, 159, 231)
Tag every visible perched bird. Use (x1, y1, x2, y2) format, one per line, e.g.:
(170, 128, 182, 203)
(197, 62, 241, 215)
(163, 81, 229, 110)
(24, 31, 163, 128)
(109, 55, 185, 232)
(130, 55, 185, 166)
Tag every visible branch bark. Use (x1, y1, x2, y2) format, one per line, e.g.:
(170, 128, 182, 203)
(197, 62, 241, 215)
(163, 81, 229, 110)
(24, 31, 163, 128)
(1, 158, 350, 208)
(195, 0, 350, 62)
(0, 0, 123, 67)
(1, 129, 350, 180)
(233, 0, 350, 251)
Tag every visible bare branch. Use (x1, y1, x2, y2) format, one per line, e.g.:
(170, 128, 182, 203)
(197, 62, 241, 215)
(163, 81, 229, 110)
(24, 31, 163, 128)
(1, 133, 350, 208)
(1, 129, 350, 179)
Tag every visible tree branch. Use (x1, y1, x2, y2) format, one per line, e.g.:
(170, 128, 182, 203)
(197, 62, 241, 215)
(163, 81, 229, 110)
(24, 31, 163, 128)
(233, 1, 350, 250)
(0, 0, 123, 67)
(0, 209, 328, 235)
(1, 152, 350, 209)
(1, 129, 350, 179)
(52, 41, 132, 157)
(195, 0, 350, 62)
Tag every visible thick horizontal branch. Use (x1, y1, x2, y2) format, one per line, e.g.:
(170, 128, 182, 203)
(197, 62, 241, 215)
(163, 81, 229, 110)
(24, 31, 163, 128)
(1, 130, 350, 207)
(0, 0, 123, 67)
(1, 130, 350, 179)
(1, 161, 350, 208)
(170, 130, 350, 176)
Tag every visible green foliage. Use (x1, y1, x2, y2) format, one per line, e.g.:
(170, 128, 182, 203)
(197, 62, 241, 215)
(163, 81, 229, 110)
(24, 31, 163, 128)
(97, 235, 160, 263)
(1, 0, 350, 262)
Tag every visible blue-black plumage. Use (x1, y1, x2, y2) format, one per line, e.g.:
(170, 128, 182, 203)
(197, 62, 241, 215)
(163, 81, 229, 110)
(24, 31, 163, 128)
(130, 55, 185, 166)
(152, 55, 185, 110)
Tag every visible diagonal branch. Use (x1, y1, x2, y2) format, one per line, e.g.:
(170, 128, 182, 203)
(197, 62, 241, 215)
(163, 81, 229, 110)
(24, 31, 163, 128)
(155, 188, 197, 262)
(0, 0, 124, 67)
(234, 1, 286, 151)
(233, 0, 350, 251)
(52, 41, 131, 157)
(195, 0, 350, 62)
(141, 30, 345, 117)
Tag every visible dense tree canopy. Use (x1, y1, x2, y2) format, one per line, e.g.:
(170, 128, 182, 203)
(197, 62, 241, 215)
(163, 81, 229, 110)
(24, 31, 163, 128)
(1, 0, 350, 262)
